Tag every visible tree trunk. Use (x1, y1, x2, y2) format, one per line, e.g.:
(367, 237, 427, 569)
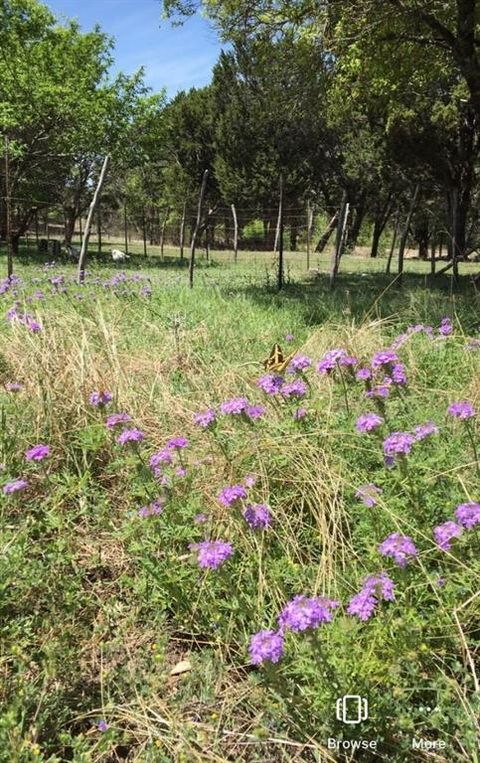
(346, 194, 366, 252)
(315, 211, 339, 252)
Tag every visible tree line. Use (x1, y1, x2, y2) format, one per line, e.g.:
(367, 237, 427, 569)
(2, 0, 480, 275)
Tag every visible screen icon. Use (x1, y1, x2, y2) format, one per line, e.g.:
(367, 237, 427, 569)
(336, 695, 369, 725)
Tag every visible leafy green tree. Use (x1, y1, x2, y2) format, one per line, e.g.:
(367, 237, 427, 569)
(0, 0, 146, 252)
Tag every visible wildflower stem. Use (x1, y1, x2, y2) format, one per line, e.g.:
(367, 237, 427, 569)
(336, 362, 350, 415)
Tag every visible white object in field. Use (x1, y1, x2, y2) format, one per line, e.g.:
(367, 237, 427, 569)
(111, 248, 129, 261)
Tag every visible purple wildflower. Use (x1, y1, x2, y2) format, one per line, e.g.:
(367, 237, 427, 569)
(249, 629, 285, 665)
(5, 382, 23, 392)
(339, 355, 358, 368)
(294, 407, 307, 420)
(257, 374, 284, 395)
(25, 444, 50, 462)
(281, 379, 308, 398)
(316, 348, 347, 374)
(433, 521, 463, 551)
(218, 484, 247, 506)
(347, 572, 395, 621)
(278, 595, 339, 632)
(383, 431, 416, 458)
(194, 513, 208, 524)
(167, 436, 189, 450)
(355, 483, 382, 507)
(138, 497, 166, 518)
(356, 413, 384, 433)
(455, 502, 480, 530)
(193, 409, 216, 428)
(189, 540, 233, 570)
(244, 474, 257, 488)
(365, 379, 392, 399)
(391, 363, 408, 386)
(414, 421, 439, 441)
(97, 720, 109, 732)
(3, 478, 28, 494)
(378, 533, 418, 567)
(371, 350, 398, 370)
(356, 368, 372, 381)
(439, 317, 453, 336)
(220, 397, 249, 415)
(90, 390, 113, 407)
(243, 503, 272, 530)
(150, 449, 172, 470)
(448, 401, 476, 420)
(285, 333, 294, 343)
(288, 354, 312, 373)
(105, 412, 132, 429)
(116, 428, 145, 445)
(245, 404, 266, 420)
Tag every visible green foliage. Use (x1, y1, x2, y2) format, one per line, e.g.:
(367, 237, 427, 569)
(1, 255, 479, 760)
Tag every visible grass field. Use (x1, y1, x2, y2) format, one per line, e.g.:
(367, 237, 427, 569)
(1, 250, 479, 762)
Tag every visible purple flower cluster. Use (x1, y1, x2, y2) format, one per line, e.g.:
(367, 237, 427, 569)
(25, 444, 50, 462)
(167, 436, 189, 450)
(439, 317, 453, 336)
(116, 428, 145, 445)
(347, 573, 395, 621)
(383, 431, 416, 459)
(90, 390, 113, 407)
(433, 500, 480, 551)
(249, 629, 284, 665)
(189, 540, 233, 569)
(433, 521, 462, 551)
(356, 412, 384, 433)
(316, 348, 348, 374)
(3, 478, 28, 494)
(288, 354, 312, 373)
(278, 594, 339, 632)
(414, 421, 439, 441)
(371, 350, 398, 370)
(355, 483, 382, 507)
(455, 502, 480, 529)
(6, 307, 42, 332)
(218, 484, 247, 506)
(281, 379, 307, 399)
(220, 397, 249, 415)
(105, 412, 132, 429)
(138, 497, 165, 518)
(193, 408, 216, 428)
(257, 374, 284, 396)
(378, 533, 418, 567)
(448, 401, 476, 420)
(243, 503, 272, 530)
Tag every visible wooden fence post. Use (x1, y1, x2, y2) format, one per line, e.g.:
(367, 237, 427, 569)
(77, 155, 109, 283)
(330, 191, 349, 289)
(231, 203, 238, 263)
(277, 174, 285, 291)
(179, 200, 186, 261)
(189, 169, 209, 289)
(386, 211, 399, 274)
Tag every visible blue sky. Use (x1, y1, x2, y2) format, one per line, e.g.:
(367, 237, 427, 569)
(46, 0, 224, 96)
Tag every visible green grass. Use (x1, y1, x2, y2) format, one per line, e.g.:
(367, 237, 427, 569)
(0, 252, 479, 762)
